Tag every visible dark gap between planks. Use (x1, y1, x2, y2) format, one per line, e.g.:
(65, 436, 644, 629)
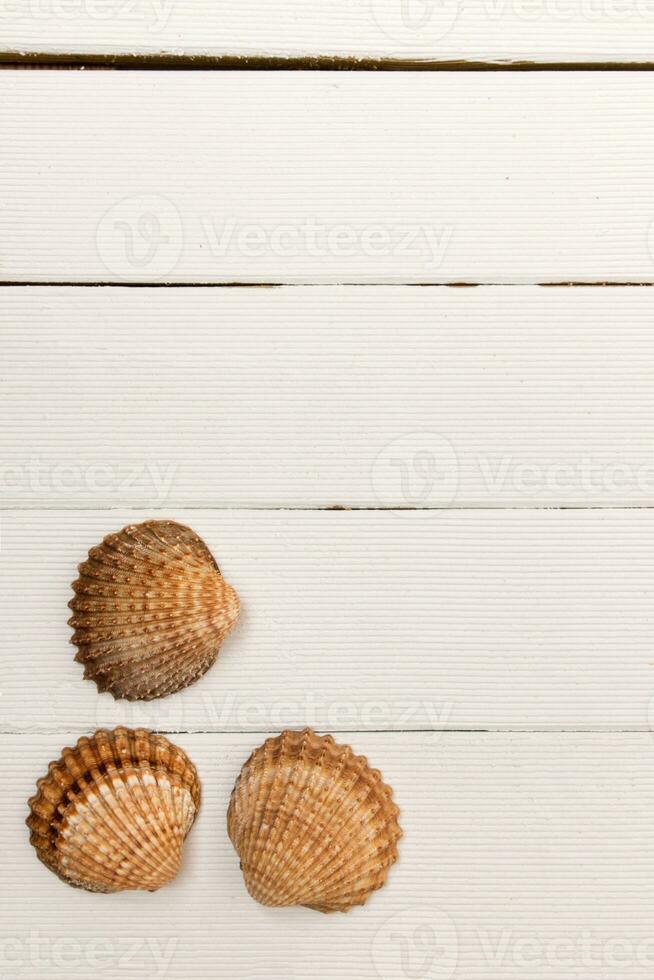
(3, 53, 654, 70)
(2, 282, 654, 288)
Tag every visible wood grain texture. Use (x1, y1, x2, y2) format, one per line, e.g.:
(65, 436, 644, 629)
(2, 57, 651, 979)
(4, 285, 654, 508)
(3, 0, 654, 64)
(3, 509, 654, 733)
(2, 72, 654, 283)
(5, 732, 654, 979)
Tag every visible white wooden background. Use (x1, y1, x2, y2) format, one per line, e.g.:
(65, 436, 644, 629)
(3, 0, 654, 63)
(2, 17, 654, 980)
(3, 73, 654, 283)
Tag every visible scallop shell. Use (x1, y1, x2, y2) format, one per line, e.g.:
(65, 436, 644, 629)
(26, 727, 200, 893)
(227, 729, 402, 913)
(69, 520, 240, 700)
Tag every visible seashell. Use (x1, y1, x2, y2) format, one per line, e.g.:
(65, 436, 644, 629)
(26, 727, 200, 893)
(69, 519, 240, 700)
(227, 729, 401, 913)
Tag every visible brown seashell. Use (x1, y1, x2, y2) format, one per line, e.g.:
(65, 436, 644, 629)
(227, 729, 402, 913)
(69, 520, 240, 700)
(26, 727, 201, 893)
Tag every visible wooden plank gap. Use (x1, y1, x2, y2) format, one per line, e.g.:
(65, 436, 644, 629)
(5, 52, 654, 70)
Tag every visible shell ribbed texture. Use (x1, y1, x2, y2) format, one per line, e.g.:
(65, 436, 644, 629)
(69, 520, 240, 700)
(228, 729, 401, 913)
(26, 728, 201, 893)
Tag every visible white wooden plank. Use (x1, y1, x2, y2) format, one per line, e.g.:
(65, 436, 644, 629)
(2, 72, 654, 283)
(4, 731, 654, 979)
(3, 0, 654, 64)
(3, 509, 654, 732)
(4, 285, 654, 509)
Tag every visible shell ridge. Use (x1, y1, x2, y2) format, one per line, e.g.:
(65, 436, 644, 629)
(239, 730, 290, 882)
(258, 745, 370, 907)
(59, 772, 170, 884)
(228, 730, 401, 913)
(261, 740, 360, 907)
(27, 728, 200, 892)
(151, 768, 188, 874)
(69, 521, 239, 700)
(105, 730, 172, 873)
(234, 730, 297, 904)
(138, 521, 218, 572)
(69, 605, 233, 637)
(302, 831, 399, 906)
(249, 728, 348, 900)
(246, 731, 326, 904)
(64, 748, 185, 888)
(86, 640, 218, 701)
(119, 730, 187, 879)
(258, 735, 347, 905)
(229, 743, 263, 873)
(83, 622, 222, 670)
(250, 730, 321, 901)
(43, 756, 167, 891)
(300, 772, 402, 902)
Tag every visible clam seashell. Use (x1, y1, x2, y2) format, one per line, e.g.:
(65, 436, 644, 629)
(227, 729, 402, 913)
(69, 519, 240, 700)
(26, 727, 200, 893)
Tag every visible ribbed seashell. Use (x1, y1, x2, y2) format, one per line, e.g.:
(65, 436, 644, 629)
(26, 728, 201, 893)
(227, 729, 402, 913)
(69, 520, 240, 700)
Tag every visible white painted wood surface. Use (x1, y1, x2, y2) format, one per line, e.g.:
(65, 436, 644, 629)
(3, 72, 654, 283)
(5, 732, 654, 979)
(3, 0, 654, 64)
(3, 508, 654, 732)
(2, 48, 652, 980)
(4, 285, 654, 508)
